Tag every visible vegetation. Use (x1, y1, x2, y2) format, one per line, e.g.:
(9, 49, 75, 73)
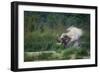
(24, 11, 90, 62)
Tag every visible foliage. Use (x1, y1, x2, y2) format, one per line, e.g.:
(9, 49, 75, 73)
(24, 11, 90, 61)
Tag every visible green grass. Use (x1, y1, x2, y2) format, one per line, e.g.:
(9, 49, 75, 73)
(24, 47, 90, 62)
(24, 30, 90, 62)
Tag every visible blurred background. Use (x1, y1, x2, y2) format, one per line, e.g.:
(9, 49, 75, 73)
(24, 11, 90, 61)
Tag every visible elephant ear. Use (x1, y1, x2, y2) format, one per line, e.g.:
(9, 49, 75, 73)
(66, 26, 75, 32)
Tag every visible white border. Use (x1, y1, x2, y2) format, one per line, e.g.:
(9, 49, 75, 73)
(18, 5, 96, 68)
